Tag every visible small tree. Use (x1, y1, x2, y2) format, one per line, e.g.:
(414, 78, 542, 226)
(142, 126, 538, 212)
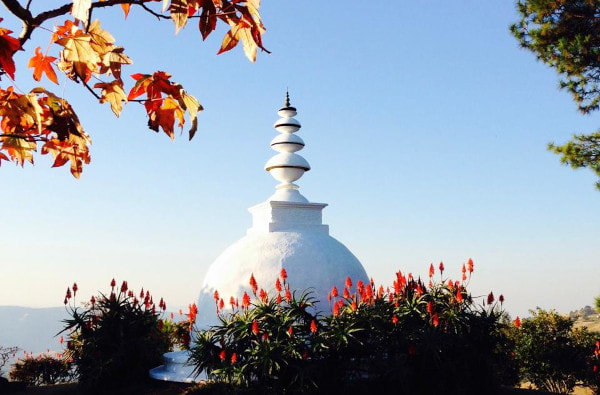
(512, 308, 596, 394)
(0, 346, 18, 375)
(60, 280, 172, 392)
(9, 354, 74, 386)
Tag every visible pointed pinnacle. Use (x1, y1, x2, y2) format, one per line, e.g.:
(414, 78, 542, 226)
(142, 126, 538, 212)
(285, 90, 290, 107)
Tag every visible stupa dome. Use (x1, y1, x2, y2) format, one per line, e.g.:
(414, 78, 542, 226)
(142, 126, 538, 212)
(196, 93, 369, 326)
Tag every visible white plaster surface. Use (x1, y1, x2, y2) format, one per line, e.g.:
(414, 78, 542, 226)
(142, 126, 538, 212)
(196, 201, 369, 328)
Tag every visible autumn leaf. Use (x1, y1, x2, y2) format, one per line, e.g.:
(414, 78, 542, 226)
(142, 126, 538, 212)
(179, 92, 202, 140)
(94, 80, 127, 116)
(99, 47, 132, 80)
(28, 47, 58, 84)
(87, 19, 115, 55)
(1, 136, 36, 166)
(148, 96, 184, 140)
(71, 0, 92, 28)
(0, 19, 21, 79)
(170, 0, 189, 34)
(198, 1, 217, 40)
(121, 4, 131, 18)
(57, 33, 99, 82)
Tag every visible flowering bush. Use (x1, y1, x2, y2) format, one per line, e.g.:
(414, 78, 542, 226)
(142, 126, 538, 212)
(60, 279, 172, 391)
(8, 353, 74, 386)
(190, 260, 514, 394)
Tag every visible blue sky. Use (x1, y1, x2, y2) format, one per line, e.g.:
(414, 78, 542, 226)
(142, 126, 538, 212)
(1, 1, 599, 319)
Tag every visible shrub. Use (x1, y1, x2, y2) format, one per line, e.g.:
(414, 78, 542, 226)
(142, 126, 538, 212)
(8, 353, 74, 386)
(512, 308, 596, 394)
(190, 261, 513, 394)
(0, 346, 18, 375)
(61, 280, 171, 392)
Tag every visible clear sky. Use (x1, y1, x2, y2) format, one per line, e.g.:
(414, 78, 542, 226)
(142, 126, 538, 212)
(1, 1, 599, 319)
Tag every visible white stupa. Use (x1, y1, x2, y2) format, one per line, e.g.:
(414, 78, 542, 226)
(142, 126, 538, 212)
(196, 93, 368, 324)
(150, 93, 369, 382)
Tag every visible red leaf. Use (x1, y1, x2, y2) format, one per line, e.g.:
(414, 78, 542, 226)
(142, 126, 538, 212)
(28, 47, 58, 84)
(0, 19, 21, 79)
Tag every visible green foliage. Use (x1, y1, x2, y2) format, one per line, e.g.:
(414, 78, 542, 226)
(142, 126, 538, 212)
(511, 0, 600, 189)
(190, 263, 515, 394)
(548, 131, 600, 189)
(8, 354, 74, 386)
(61, 280, 171, 393)
(511, 307, 596, 393)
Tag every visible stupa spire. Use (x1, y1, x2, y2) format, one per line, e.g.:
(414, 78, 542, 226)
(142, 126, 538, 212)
(264, 92, 310, 203)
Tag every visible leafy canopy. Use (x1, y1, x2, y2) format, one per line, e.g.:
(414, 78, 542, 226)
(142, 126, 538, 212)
(511, 0, 600, 190)
(0, 0, 267, 178)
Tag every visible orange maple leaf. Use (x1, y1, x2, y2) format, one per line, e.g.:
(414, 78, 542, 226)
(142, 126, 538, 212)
(0, 19, 22, 79)
(28, 47, 58, 84)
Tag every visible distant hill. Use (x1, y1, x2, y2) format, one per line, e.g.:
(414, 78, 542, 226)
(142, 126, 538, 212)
(0, 306, 68, 354)
(569, 305, 600, 333)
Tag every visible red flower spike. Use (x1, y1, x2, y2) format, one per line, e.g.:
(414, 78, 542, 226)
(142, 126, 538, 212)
(447, 280, 454, 291)
(213, 290, 219, 302)
(230, 296, 236, 308)
(231, 353, 237, 364)
(499, 294, 504, 305)
(392, 315, 398, 325)
(170, 312, 174, 320)
(331, 286, 338, 298)
(357, 280, 364, 295)
(456, 289, 463, 303)
(310, 320, 317, 334)
(343, 288, 350, 299)
(287, 326, 293, 336)
(59, 336, 64, 345)
(514, 316, 521, 328)
(346, 277, 352, 289)
(219, 350, 226, 362)
(110, 278, 116, 288)
(432, 313, 439, 327)
(140, 288, 144, 298)
(242, 292, 251, 309)
(280, 267, 287, 282)
(121, 281, 128, 293)
(327, 292, 331, 302)
(252, 320, 259, 335)
(262, 333, 268, 341)
(351, 300, 357, 312)
(462, 272, 467, 282)
(427, 301, 433, 315)
(275, 278, 282, 292)
(378, 286, 384, 299)
(462, 264, 466, 274)
(487, 292, 494, 305)
(285, 288, 291, 303)
(249, 273, 258, 294)
(429, 263, 434, 278)
(219, 298, 224, 310)
(259, 288, 267, 303)
(333, 303, 340, 316)
(66, 288, 72, 299)
(72, 283, 78, 295)
(416, 284, 423, 297)
(439, 261, 444, 273)
(467, 258, 474, 273)
(277, 293, 282, 304)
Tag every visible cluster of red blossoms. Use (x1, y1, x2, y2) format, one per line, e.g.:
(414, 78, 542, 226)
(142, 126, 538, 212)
(63, 279, 170, 328)
(212, 268, 293, 316)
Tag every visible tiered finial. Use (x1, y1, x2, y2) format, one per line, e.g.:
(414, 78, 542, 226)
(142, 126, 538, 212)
(264, 92, 310, 203)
